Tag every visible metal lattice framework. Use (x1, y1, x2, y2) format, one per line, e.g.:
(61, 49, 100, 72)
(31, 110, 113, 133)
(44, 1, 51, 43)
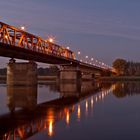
(0, 21, 75, 59)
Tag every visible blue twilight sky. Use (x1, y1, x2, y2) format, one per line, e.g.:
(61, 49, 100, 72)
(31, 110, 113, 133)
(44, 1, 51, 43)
(0, 0, 140, 67)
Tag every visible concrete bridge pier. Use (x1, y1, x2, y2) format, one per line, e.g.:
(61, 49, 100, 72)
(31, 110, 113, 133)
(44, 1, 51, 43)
(7, 59, 37, 86)
(59, 65, 82, 83)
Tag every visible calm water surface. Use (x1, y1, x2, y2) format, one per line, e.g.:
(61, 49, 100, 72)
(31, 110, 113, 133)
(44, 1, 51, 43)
(0, 81, 140, 140)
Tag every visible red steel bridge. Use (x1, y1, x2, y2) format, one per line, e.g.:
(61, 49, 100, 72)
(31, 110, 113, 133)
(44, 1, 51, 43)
(0, 21, 114, 73)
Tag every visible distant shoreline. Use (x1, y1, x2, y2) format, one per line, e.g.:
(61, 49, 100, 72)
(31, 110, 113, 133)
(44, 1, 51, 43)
(99, 76, 140, 81)
(0, 75, 57, 81)
(1, 75, 140, 82)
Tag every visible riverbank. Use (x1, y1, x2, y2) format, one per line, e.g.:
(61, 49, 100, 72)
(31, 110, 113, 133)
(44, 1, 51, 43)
(1, 75, 140, 82)
(0, 75, 57, 81)
(99, 76, 140, 81)
(38, 76, 57, 81)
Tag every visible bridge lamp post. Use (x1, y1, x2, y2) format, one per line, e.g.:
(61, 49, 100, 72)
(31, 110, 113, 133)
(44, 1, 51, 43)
(20, 26, 25, 30)
(91, 58, 94, 65)
(48, 38, 54, 43)
(66, 47, 70, 50)
(99, 62, 102, 67)
(85, 55, 88, 63)
(77, 51, 81, 60)
(95, 60, 98, 66)
(102, 62, 105, 68)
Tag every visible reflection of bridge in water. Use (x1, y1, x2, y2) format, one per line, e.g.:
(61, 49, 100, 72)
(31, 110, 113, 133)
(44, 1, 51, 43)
(0, 81, 112, 140)
(7, 86, 37, 112)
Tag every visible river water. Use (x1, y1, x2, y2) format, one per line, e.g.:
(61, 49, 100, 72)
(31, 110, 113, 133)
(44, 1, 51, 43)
(0, 81, 140, 140)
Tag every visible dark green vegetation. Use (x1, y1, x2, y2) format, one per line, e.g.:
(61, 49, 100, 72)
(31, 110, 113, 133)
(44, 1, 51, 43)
(113, 58, 140, 76)
(37, 65, 59, 76)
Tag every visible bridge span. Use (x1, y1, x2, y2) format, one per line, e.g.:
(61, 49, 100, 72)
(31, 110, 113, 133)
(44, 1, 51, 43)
(0, 21, 115, 84)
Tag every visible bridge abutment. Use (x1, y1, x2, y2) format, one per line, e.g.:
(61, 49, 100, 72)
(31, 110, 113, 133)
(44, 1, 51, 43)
(7, 60, 37, 86)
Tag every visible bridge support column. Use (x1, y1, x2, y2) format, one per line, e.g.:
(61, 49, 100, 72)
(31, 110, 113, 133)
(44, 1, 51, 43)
(59, 66, 82, 82)
(7, 59, 37, 86)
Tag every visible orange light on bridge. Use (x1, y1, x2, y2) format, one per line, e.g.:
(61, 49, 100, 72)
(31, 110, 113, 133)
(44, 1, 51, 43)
(5, 35, 8, 39)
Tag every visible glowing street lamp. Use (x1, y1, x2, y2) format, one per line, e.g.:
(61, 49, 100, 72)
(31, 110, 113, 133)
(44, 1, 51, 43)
(77, 51, 81, 60)
(20, 26, 25, 30)
(78, 51, 81, 55)
(85, 56, 88, 63)
(48, 38, 54, 43)
(5, 35, 8, 39)
(66, 46, 70, 50)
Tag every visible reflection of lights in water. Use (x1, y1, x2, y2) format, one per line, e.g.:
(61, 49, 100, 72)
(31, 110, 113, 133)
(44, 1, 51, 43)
(86, 100, 88, 110)
(95, 96, 98, 102)
(91, 97, 94, 108)
(77, 104, 81, 121)
(102, 93, 104, 99)
(17, 128, 24, 138)
(48, 119, 53, 136)
(99, 95, 101, 100)
(47, 109, 54, 137)
(72, 105, 75, 111)
(85, 100, 88, 116)
(112, 84, 116, 90)
(66, 111, 70, 125)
